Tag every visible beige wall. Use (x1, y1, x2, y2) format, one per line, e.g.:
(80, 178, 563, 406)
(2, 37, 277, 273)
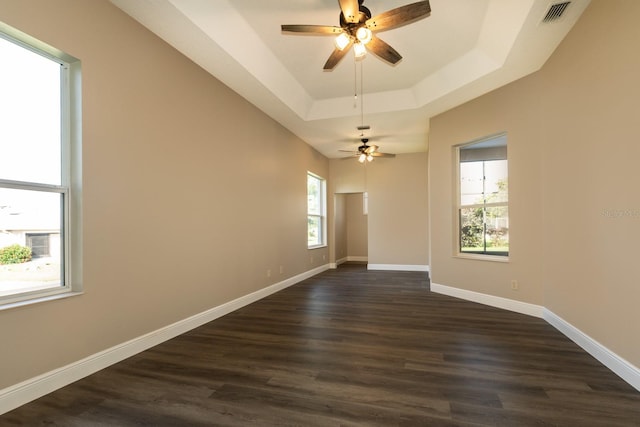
(330, 153, 429, 267)
(345, 193, 368, 259)
(0, 0, 328, 389)
(368, 153, 429, 266)
(429, 0, 640, 366)
(333, 194, 347, 262)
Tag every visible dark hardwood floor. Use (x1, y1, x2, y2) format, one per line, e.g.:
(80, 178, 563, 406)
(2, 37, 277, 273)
(3, 263, 639, 426)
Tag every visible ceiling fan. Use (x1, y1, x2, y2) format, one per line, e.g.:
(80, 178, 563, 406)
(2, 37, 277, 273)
(340, 138, 396, 163)
(281, 0, 431, 70)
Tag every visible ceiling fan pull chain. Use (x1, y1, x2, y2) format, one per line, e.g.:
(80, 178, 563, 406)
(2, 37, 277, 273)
(360, 60, 364, 129)
(353, 58, 358, 108)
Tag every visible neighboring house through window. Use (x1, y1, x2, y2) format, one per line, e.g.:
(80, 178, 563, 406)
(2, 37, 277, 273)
(0, 23, 81, 306)
(307, 172, 326, 248)
(26, 233, 53, 258)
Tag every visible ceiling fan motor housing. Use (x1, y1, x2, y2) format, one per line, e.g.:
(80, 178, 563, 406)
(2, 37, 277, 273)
(358, 138, 370, 153)
(339, 4, 372, 30)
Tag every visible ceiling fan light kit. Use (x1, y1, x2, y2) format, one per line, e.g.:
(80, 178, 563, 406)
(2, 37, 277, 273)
(335, 32, 351, 50)
(353, 41, 367, 59)
(355, 27, 373, 44)
(358, 153, 374, 163)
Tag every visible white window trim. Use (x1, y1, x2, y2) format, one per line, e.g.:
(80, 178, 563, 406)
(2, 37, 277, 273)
(453, 133, 509, 261)
(0, 23, 82, 310)
(307, 172, 327, 249)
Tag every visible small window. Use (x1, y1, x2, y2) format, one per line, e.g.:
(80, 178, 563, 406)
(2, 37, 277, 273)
(307, 172, 326, 248)
(457, 134, 508, 257)
(0, 23, 81, 307)
(363, 191, 368, 215)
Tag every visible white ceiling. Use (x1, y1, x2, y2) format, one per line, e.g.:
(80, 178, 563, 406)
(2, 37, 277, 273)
(110, 0, 590, 158)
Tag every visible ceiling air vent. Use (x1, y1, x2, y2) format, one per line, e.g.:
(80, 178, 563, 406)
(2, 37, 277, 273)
(542, 2, 571, 23)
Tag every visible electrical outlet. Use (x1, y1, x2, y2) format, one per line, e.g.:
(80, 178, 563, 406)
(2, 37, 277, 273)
(511, 280, 519, 290)
(267, 269, 271, 278)
(279, 265, 283, 274)
(310, 256, 314, 264)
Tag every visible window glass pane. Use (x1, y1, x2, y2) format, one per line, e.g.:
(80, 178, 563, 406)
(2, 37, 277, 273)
(0, 188, 62, 297)
(460, 207, 484, 252)
(460, 160, 508, 205)
(0, 37, 61, 185)
(485, 205, 509, 254)
(460, 161, 484, 205)
(307, 175, 321, 215)
(484, 160, 508, 204)
(308, 215, 321, 246)
(459, 205, 509, 255)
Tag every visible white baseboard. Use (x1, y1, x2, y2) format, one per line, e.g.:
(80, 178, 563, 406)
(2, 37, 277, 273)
(430, 282, 639, 392)
(330, 257, 347, 269)
(331, 257, 369, 269)
(368, 264, 430, 272)
(0, 264, 330, 415)
(544, 309, 640, 392)
(430, 282, 543, 318)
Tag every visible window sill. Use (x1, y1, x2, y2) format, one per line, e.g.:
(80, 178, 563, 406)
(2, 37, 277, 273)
(308, 244, 327, 250)
(455, 253, 509, 263)
(0, 290, 83, 311)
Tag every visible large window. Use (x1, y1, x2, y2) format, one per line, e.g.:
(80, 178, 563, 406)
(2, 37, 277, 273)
(0, 24, 81, 306)
(307, 172, 326, 248)
(457, 134, 508, 257)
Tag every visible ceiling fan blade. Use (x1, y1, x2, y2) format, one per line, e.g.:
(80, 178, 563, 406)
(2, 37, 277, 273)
(338, 149, 358, 153)
(324, 41, 353, 70)
(281, 25, 343, 35)
(371, 152, 396, 158)
(338, 0, 360, 23)
(366, 1, 431, 32)
(367, 36, 402, 65)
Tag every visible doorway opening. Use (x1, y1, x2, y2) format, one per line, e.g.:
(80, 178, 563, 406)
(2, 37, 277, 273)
(334, 192, 368, 266)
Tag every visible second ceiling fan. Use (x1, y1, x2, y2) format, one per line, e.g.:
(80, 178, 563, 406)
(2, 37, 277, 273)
(340, 138, 396, 163)
(281, 0, 431, 70)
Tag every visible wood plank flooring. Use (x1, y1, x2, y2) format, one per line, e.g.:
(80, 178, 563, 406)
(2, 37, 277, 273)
(3, 263, 639, 426)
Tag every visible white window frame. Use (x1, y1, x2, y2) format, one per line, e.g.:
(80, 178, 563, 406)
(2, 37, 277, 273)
(455, 133, 509, 261)
(307, 172, 326, 249)
(0, 22, 82, 309)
